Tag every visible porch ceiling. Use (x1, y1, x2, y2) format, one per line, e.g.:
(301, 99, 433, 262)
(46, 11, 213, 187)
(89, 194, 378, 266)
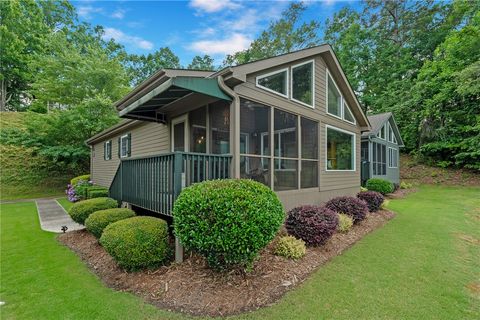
(119, 76, 232, 122)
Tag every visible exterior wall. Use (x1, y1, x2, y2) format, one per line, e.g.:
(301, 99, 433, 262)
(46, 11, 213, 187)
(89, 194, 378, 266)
(91, 121, 170, 187)
(234, 54, 361, 207)
(364, 121, 400, 185)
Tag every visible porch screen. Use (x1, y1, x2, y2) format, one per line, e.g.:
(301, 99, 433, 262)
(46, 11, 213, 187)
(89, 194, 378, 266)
(372, 142, 386, 175)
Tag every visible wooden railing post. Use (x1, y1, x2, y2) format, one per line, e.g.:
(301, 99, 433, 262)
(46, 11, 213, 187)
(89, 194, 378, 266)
(173, 152, 184, 263)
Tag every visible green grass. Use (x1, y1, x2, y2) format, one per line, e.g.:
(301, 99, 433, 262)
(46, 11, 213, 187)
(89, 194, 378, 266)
(0, 185, 66, 201)
(56, 197, 74, 211)
(1, 185, 479, 320)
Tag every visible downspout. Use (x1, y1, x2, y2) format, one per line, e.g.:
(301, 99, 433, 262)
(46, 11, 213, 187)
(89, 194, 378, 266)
(217, 74, 241, 179)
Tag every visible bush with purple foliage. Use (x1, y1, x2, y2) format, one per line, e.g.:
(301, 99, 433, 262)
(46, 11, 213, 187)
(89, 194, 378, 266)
(357, 191, 384, 212)
(325, 196, 369, 224)
(285, 205, 338, 246)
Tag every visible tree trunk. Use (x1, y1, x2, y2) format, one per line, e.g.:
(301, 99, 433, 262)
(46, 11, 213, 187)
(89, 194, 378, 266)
(0, 79, 6, 111)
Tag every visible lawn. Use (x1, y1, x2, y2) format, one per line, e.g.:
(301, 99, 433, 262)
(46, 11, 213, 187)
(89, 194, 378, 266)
(1, 185, 479, 319)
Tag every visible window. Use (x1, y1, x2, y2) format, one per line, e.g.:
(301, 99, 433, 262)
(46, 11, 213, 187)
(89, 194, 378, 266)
(274, 109, 298, 191)
(240, 99, 271, 187)
(343, 102, 355, 124)
(326, 126, 355, 171)
(210, 101, 230, 154)
(377, 125, 386, 140)
(190, 106, 206, 153)
(104, 140, 112, 160)
(301, 117, 318, 188)
(240, 99, 319, 190)
(388, 123, 397, 144)
(327, 73, 342, 117)
(327, 71, 357, 124)
(291, 60, 314, 107)
(119, 134, 131, 158)
(372, 142, 386, 175)
(388, 147, 398, 168)
(256, 68, 288, 98)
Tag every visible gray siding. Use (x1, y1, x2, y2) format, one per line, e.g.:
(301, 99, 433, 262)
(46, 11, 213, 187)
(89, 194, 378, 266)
(91, 121, 170, 187)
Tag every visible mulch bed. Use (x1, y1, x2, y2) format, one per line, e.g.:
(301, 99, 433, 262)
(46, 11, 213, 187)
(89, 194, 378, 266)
(58, 210, 395, 317)
(387, 188, 417, 199)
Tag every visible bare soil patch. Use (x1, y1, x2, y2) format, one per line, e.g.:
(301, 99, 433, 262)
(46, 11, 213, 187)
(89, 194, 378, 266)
(387, 188, 417, 199)
(58, 210, 395, 317)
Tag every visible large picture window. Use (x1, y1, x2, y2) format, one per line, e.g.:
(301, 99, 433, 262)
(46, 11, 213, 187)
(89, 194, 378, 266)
(291, 60, 314, 107)
(256, 68, 288, 97)
(326, 126, 355, 171)
(372, 142, 386, 175)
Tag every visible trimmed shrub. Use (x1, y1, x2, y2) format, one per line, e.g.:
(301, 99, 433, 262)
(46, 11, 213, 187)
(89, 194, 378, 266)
(173, 179, 285, 270)
(337, 213, 353, 233)
(366, 178, 394, 195)
(85, 208, 136, 238)
(357, 191, 385, 212)
(87, 187, 109, 199)
(100, 216, 169, 271)
(285, 205, 338, 246)
(71, 174, 90, 186)
(325, 196, 369, 224)
(68, 197, 118, 224)
(275, 236, 306, 260)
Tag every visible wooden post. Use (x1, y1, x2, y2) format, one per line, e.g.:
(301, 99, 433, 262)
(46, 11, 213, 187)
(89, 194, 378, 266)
(173, 152, 184, 263)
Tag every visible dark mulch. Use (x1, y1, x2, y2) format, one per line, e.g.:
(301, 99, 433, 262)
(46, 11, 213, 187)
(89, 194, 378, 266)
(58, 210, 395, 317)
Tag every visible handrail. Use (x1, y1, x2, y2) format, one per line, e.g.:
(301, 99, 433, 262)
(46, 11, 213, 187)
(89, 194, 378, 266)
(109, 152, 232, 216)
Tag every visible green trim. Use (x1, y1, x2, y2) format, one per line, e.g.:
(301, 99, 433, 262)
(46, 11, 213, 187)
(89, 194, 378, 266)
(118, 77, 231, 117)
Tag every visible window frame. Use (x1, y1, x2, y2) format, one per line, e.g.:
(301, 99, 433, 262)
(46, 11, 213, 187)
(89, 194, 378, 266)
(326, 69, 356, 124)
(120, 134, 130, 158)
(290, 59, 315, 109)
(343, 101, 356, 125)
(377, 125, 386, 140)
(255, 68, 289, 99)
(388, 147, 398, 168)
(104, 140, 112, 160)
(325, 124, 356, 172)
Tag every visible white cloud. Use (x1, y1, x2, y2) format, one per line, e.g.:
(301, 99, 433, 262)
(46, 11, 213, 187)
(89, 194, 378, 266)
(111, 8, 126, 19)
(77, 6, 103, 19)
(189, 33, 252, 55)
(102, 27, 154, 50)
(189, 0, 241, 13)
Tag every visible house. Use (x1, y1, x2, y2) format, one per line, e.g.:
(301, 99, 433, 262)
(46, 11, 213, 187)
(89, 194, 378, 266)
(360, 112, 404, 186)
(86, 44, 372, 218)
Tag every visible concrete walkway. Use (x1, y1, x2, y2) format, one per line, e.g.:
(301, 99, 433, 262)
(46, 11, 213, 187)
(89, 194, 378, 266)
(35, 199, 84, 233)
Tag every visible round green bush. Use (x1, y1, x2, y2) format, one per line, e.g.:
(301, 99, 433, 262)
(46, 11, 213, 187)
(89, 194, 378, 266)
(366, 178, 394, 195)
(274, 235, 306, 260)
(173, 179, 285, 270)
(68, 197, 118, 224)
(100, 216, 170, 271)
(88, 188, 109, 199)
(85, 208, 136, 238)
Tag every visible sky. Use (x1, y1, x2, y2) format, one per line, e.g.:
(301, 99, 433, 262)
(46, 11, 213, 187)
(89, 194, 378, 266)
(72, 0, 363, 66)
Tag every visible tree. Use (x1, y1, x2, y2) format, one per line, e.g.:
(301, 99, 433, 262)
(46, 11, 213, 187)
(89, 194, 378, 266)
(188, 55, 215, 71)
(125, 47, 181, 86)
(30, 28, 130, 108)
(0, 0, 75, 111)
(224, 2, 320, 65)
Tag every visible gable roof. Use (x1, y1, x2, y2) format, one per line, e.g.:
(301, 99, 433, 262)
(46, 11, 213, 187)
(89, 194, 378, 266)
(212, 44, 370, 129)
(362, 112, 404, 146)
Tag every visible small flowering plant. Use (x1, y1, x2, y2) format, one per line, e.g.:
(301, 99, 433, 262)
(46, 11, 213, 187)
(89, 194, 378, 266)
(66, 179, 93, 202)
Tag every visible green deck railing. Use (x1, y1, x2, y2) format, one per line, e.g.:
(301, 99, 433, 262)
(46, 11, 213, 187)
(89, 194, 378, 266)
(109, 152, 232, 216)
